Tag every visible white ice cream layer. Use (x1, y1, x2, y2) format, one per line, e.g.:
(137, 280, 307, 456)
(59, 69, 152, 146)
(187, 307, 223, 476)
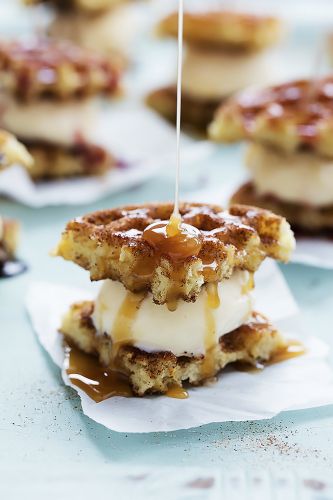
(0, 96, 96, 146)
(50, 4, 137, 59)
(182, 46, 276, 100)
(247, 143, 333, 207)
(92, 270, 253, 357)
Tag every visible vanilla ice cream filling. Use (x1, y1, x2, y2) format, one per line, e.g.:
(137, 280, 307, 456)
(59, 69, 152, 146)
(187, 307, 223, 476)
(181, 46, 277, 100)
(92, 270, 253, 357)
(50, 4, 138, 60)
(0, 95, 96, 147)
(247, 143, 333, 207)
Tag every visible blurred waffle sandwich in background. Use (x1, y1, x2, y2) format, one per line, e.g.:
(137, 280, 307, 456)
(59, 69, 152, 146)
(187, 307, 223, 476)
(146, 9, 284, 133)
(0, 37, 122, 181)
(0, 131, 32, 276)
(0, 129, 33, 172)
(209, 76, 333, 237)
(23, 0, 141, 69)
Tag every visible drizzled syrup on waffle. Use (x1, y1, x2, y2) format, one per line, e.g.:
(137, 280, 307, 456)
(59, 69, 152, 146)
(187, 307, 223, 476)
(144, 0, 202, 265)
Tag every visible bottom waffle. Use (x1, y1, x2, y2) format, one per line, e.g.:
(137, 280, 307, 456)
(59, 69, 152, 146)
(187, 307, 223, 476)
(22, 140, 115, 180)
(60, 301, 285, 396)
(231, 182, 333, 234)
(146, 85, 222, 132)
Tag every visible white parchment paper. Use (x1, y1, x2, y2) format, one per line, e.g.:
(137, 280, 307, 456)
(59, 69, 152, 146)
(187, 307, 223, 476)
(190, 182, 333, 270)
(26, 260, 333, 433)
(0, 104, 212, 207)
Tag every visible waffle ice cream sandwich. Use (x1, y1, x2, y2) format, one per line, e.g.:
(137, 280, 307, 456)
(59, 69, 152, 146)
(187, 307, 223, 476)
(209, 77, 333, 235)
(23, 0, 138, 68)
(0, 131, 31, 269)
(0, 37, 120, 180)
(56, 202, 295, 397)
(0, 129, 33, 172)
(147, 10, 283, 132)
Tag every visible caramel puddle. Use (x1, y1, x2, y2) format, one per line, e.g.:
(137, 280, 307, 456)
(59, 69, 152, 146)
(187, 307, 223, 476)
(65, 345, 189, 401)
(64, 345, 133, 402)
(234, 340, 306, 373)
(166, 384, 189, 399)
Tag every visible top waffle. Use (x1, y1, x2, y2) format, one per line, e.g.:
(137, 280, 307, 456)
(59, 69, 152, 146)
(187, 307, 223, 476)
(56, 202, 295, 305)
(0, 130, 33, 171)
(0, 38, 120, 102)
(157, 10, 282, 51)
(23, 0, 124, 13)
(209, 77, 333, 157)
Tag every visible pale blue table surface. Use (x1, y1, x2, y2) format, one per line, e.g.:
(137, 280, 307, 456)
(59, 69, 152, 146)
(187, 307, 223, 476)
(1, 148, 333, 481)
(1, 1, 333, 497)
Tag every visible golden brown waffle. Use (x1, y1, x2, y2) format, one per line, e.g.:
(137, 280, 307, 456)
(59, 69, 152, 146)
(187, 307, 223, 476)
(60, 302, 285, 396)
(0, 37, 120, 102)
(0, 129, 33, 171)
(23, 0, 124, 13)
(231, 182, 333, 233)
(56, 202, 295, 305)
(157, 10, 282, 51)
(209, 77, 333, 157)
(24, 140, 114, 180)
(146, 85, 222, 132)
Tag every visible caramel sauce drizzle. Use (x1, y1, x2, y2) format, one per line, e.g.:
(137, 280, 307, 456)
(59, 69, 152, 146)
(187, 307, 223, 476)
(171, 0, 184, 226)
(143, 220, 202, 261)
(65, 345, 134, 402)
(141, 0, 202, 285)
(166, 384, 189, 399)
(234, 340, 306, 373)
(143, 219, 203, 311)
(66, 291, 146, 402)
(66, 344, 190, 401)
(111, 290, 146, 361)
(201, 282, 220, 379)
(268, 340, 306, 365)
(202, 258, 218, 281)
(242, 273, 254, 295)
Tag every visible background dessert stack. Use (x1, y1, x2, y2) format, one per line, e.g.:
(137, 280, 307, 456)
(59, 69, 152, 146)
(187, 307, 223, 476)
(147, 9, 283, 132)
(0, 37, 121, 180)
(209, 76, 333, 236)
(0, 130, 32, 270)
(23, 0, 139, 68)
(56, 201, 295, 397)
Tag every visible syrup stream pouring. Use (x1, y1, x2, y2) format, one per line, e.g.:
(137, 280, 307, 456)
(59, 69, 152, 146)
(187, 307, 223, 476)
(143, 0, 202, 258)
(306, 34, 327, 102)
(167, 0, 184, 236)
